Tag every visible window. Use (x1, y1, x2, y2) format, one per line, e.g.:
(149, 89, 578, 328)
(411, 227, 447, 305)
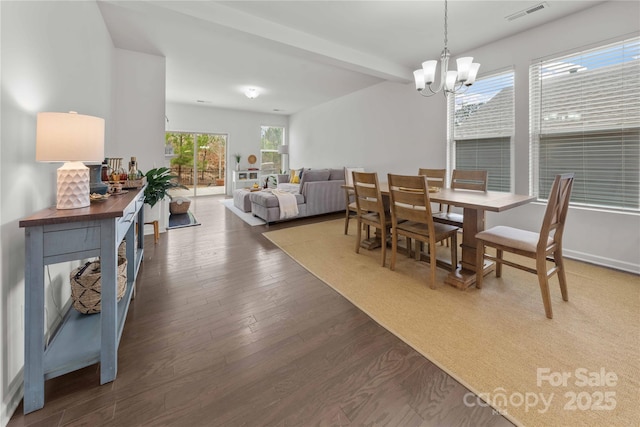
(530, 37, 640, 210)
(260, 126, 285, 174)
(449, 70, 514, 191)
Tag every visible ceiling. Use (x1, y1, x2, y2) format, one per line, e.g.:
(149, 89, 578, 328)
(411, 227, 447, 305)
(97, 0, 606, 115)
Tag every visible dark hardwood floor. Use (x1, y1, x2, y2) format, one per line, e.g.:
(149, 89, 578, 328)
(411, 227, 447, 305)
(9, 195, 512, 427)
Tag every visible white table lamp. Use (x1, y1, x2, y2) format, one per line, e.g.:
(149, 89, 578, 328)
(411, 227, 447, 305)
(36, 111, 105, 209)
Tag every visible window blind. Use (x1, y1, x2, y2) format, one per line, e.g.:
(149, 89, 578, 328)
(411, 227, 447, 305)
(530, 36, 640, 210)
(450, 70, 514, 191)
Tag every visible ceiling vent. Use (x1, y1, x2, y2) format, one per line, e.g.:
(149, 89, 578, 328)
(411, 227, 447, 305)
(505, 2, 549, 21)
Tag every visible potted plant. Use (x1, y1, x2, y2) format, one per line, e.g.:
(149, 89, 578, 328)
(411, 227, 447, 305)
(233, 153, 241, 171)
(143, 167, 186, 208)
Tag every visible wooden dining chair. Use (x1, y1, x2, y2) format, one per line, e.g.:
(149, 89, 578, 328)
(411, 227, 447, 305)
(388, 174, 459, 288)
(433, 169, 488, 227)
(353, 171, 391, 266)
(475, 173, 575, 319)
(344, 167, 364, 235)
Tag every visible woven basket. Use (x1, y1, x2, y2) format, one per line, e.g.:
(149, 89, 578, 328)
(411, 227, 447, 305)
(169, 197, 191, 214)
(70, 257, 127, 314)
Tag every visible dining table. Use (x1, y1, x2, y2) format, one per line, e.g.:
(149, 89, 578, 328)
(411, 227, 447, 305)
(346, 183, 535, 289)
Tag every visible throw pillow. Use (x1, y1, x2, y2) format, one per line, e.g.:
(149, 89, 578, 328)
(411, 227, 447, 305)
(289, 169, 300, 183)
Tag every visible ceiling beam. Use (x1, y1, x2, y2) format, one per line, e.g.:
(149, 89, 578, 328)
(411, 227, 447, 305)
(144, 0, 412, 83)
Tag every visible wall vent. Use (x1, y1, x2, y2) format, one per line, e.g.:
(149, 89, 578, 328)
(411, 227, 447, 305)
(506, 2, 549, 21)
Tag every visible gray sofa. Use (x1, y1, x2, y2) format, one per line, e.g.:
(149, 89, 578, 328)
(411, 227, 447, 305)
(249, 168, 346, 223)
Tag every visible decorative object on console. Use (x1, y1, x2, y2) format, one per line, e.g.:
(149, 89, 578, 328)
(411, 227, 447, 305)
(88, 164, 108, 195)
(36, 111, 105, 209)
(233, 152, 241, 171)
(413, 0, 480, 97)
(70, 256, 127, 314)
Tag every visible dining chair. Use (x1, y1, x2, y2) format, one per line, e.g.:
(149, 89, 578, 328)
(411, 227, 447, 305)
(344, 167, 364, 235)
(475, 173, 575, 319)
(387, 174, 459, 288)
(418, 168, 448, 248)
(433, 169, 488, 227)
(353, 171, 391, 267)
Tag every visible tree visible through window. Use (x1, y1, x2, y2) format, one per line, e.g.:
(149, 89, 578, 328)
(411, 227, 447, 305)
(261, 126, 284, 174)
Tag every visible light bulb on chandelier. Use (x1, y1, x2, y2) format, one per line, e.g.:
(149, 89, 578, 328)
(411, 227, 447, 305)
(245, 88, 259, 99)
(413, 0, 480, 97)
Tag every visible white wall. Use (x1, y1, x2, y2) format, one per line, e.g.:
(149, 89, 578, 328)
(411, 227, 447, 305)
(165, 103, 288, 195)
(289, 1, 640, 273)
(111, 49, 166, 174)
(111, 48, 168, 230)
(290, 81, 446, 176)
(0, 1, 114, 424)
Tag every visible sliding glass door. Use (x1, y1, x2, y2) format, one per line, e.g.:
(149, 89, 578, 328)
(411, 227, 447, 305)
(165, 132, 227, 197)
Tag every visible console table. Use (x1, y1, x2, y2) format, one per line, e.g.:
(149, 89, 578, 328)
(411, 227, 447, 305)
(19, 187, 145, 414)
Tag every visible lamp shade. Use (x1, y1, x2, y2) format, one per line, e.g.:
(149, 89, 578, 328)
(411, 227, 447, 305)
(278, 145, 289, 155)
(36, 112, 105, 162)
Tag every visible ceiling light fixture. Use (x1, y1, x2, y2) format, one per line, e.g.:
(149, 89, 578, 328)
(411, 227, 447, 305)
(245, 88, 259, 99)
(413, 0, 480, 97)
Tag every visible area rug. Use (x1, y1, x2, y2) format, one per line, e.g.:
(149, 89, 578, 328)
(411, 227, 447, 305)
(220, 198, 266, 226)
(167, 211, 200, 229)
(263, 219, 639, 427)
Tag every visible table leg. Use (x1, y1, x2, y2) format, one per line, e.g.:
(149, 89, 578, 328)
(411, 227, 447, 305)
(23, 227, 45, 414)
(444, 207, 494, 289)
(100, 220, 118, 385)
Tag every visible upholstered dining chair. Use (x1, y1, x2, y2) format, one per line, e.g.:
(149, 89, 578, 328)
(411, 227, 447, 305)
(475, 173, 575, 319)
(353, 171, 391, 267)
(344, 167, 365, 235)
(433, 169, 488, 227)
(387, 174, 459, 288)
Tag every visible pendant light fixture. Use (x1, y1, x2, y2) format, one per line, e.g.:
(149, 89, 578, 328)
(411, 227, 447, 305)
(413, 0, 480, 97)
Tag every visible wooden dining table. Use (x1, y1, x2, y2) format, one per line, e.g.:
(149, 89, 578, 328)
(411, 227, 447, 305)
(347, 183, 535, 289)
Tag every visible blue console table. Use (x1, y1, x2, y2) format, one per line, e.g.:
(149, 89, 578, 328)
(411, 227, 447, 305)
(19, 187, 145, 414)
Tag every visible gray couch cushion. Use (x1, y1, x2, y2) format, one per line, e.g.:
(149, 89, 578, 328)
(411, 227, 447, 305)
(299, 169, 330, 189)
(329, 168, 344, 181)
(250, 190, 304, 208)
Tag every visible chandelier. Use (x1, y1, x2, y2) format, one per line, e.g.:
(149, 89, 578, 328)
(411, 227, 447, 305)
(413, 0, 480, 97)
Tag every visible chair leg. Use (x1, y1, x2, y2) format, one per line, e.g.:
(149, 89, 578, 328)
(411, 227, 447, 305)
(390, 229, 398, 271)
(536, 256, 553, 319)
(355, 219, 362, 254)
(428, 240, 437, 289)
(380, 226, 387, 267)
(344, 210, 350, 235)
(406, 237, 412, 258)
(475, 240, 484, 289)
(495, 249, 503, 277)
(144, 220, 159, 244)
(555, 248, 569, 302)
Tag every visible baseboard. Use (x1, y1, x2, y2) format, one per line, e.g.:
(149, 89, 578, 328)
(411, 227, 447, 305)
(2, 368, 23, 427)
(564, 248, 640, 274)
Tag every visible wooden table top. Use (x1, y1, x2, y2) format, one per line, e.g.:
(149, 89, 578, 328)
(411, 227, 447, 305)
(345, 183, 535, 212)
(19, 188, 144, 228)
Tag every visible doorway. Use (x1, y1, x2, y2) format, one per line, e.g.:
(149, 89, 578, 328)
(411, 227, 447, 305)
(165, 132, 227, 197)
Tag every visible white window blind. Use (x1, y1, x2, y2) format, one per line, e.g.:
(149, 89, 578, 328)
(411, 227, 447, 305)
(530, 36, 640, 210)
(450, 70, 514, 191)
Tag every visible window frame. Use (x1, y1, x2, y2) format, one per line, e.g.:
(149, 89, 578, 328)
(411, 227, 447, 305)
(447, 68, 515, 192)
(260, 125, 285, 175)
(529, 36, 640, 212)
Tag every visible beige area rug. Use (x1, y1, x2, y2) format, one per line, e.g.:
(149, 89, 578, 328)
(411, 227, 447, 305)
(263, 219, 640, 427)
